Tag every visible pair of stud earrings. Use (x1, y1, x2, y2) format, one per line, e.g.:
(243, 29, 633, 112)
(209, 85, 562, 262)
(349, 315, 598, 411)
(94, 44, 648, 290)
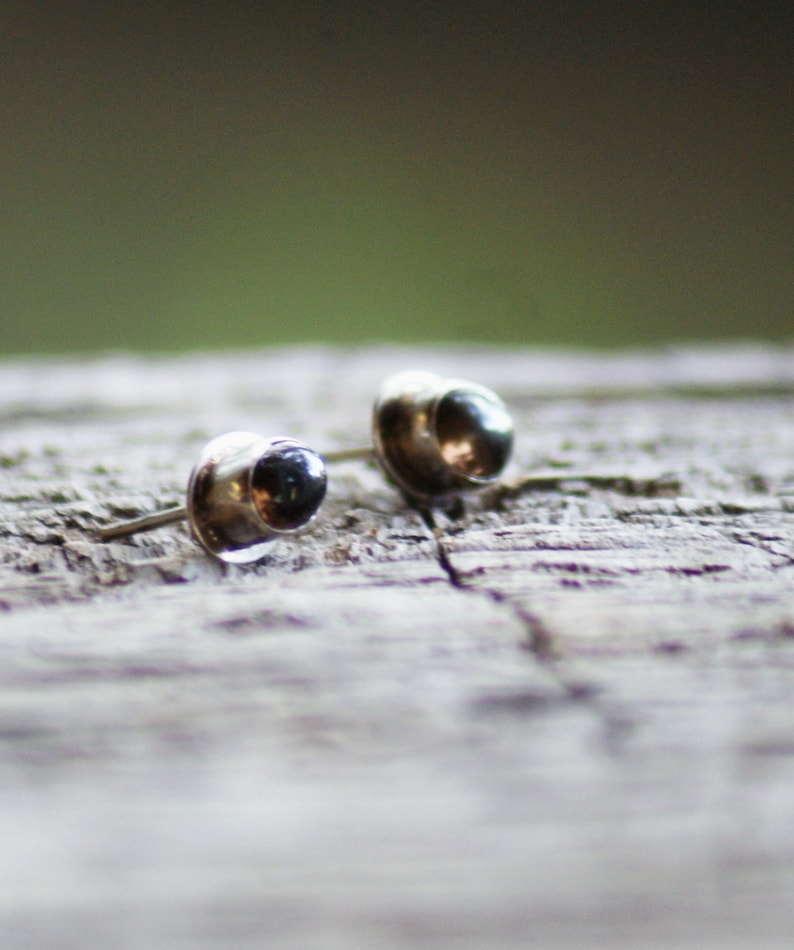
(98, 371, 514, 564)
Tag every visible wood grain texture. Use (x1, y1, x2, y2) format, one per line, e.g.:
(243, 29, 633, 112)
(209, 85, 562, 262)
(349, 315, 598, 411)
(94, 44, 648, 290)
(1, 343, 793, 949)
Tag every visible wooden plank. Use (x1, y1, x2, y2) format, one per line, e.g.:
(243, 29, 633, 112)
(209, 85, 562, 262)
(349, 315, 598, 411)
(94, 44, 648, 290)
(1, 344, 793, 948)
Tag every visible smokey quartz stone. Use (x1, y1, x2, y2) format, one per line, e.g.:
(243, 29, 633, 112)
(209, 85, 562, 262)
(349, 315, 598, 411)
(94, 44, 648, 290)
(251, 442, 328, 532)
(434, 389, 514, 483)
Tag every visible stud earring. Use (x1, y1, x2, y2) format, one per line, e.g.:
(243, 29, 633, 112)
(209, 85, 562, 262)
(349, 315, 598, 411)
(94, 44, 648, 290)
(97, 372, 512, 557)
(98, 432, 327, 564)
(374, 370, 513, 506)
(332, 371, 514, 509)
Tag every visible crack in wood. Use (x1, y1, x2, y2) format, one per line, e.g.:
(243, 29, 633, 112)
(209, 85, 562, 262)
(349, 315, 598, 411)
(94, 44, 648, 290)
(425, 514, 561, 664)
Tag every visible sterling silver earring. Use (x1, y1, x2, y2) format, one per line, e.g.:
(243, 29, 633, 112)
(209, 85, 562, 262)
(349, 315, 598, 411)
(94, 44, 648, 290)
(323, 371, 514, 508)
(98, 432, 327, 564)
(370, 371, 514, 507)
(97, 372, 512, 559)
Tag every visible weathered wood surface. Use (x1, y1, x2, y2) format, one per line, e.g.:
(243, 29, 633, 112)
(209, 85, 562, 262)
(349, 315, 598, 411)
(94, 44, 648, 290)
(1, 343, 793, 949)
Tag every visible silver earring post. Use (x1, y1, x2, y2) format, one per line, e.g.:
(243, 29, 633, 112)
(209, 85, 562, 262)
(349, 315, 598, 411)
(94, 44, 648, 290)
(97, 505, 188, 541)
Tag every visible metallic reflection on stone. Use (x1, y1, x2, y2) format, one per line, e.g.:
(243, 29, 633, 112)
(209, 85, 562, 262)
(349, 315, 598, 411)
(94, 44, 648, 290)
(187, 433, 327, 563)
(372, 371, 513, 507)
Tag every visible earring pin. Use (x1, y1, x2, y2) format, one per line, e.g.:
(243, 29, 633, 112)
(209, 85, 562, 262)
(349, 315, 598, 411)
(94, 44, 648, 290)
(97, 505, 188, 541)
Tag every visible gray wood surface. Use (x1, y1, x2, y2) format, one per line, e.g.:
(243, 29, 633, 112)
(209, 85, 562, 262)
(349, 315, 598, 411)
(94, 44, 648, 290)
(1, 343, 793, 949)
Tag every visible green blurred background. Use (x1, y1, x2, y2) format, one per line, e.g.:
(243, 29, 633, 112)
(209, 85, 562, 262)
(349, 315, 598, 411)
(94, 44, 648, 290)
(2, 0, 792, 355)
